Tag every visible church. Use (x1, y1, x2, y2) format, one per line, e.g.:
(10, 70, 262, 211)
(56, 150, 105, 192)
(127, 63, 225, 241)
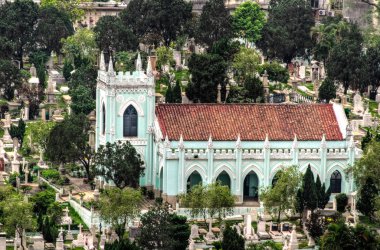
(95, 54, 362, 205)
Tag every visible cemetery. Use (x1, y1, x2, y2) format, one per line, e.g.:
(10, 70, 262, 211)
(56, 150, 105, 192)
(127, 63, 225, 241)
(0, 0, 379, 249)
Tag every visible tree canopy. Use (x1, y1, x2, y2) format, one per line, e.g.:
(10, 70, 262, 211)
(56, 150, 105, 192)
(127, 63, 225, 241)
(186, 53, 227, 103)
(94, 15, 137, 58)
(94, 141, 144, 189)
(138, 203, 190, 250)
(195, 0, 233, 49)
(257, 0, 314, 63)
(45, 114, 94, 180)
(35, 6, 74, 54)
(318, 78, 337, 103)
(98, 187, 142, 236)
(232, 1, 266, 43)
(0, 59, 23, 101)
(120, 0, 192, 46)
(261, 165, 302, 222)
(0, 0, 39, 68)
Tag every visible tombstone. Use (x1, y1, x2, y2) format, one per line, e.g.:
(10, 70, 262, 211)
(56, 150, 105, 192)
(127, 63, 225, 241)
(311, 63, 319, 82)
(244, 214, 253, 236)
(173, 50, 181, 68)
(52, 109, 64, 122)
(378, 103, 380, 115)
(299, 65, 306, 79)
(39, 104, 46, 121)
(363, 109, 372, 127)
(353, 91, 364, 115)
(23, 101, 29, 121)
(190, 224, 199, 239)
(319, 62, 325, 79)
(73, 224, 85, 247)
(376, 88, 380, 103)
(46, 52, 54, 69)
(257, 220, 270, 239)
(2, 114, 12, 144)
(109, 230, 119, 243)
(93, 188, 100, 202)
(31, 236, 44, 250)
(99, 229, 106, 250)
(289, 225, 299, 250)
(188, 238, 195, 250)
(0, 231, 6, 250)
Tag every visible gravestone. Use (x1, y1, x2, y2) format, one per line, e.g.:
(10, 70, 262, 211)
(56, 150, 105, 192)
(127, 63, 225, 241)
(289, 225, 299, 250)
(0, 231, 6, 250)
(376, 88, 380, 103)
(190, 224, 199, 239)
(353, 91, 364, 115)
(363, 109, 372, 127)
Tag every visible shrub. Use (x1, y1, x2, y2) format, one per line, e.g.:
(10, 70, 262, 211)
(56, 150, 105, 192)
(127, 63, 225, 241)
(155, 197, 163, 204)
(140, 186, 147, 196)
(42, 169, 60, 181)
(335, 193, 348, 213)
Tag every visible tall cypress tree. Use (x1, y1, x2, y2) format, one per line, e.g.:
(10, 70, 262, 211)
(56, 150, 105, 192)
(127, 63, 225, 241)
(315, 175, 322, 208)
(165, 83, 173, 103)
(357, 177, 378, 219)
(302, 165, 317, 211)
(172, 80, 182, 103)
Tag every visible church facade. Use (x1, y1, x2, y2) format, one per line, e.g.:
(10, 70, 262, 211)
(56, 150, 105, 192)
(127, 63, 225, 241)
(96, 56, 362, 205)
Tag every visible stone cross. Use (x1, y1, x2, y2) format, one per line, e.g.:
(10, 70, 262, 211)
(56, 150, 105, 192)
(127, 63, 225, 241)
(78, 224, 83, 234)
(58, 227, 64, 241)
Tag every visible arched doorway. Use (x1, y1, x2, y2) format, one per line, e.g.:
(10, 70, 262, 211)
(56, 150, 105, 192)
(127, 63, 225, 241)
(187, 171, 202, 192)
(330, 170, 342, 193)
(243, 171, 259, 201)
(216, 171, 231, 189)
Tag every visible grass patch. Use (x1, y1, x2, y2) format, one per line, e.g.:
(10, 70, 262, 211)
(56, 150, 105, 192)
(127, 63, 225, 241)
(174, 69, 189, 82)
(61, 202, 89, 230)
(368, 100, 379, 118)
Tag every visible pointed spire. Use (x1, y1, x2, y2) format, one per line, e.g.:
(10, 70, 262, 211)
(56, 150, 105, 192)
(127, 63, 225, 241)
(99, 51, 106, 71)
(263, 133, 270, 149)
(164, 134, 171, 148)
(321, 133, 327, 148)
(207, 134, 213, 149)
(108, 56, 115, 76)
(146, 56, 152, 75)
(236, 134, 242, 149)
(292, 133, 298, 149)
(136, 52, 142, 71)
(178, 134, 184, 150)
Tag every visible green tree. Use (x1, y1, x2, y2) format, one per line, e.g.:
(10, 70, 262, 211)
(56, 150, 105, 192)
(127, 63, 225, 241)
(196, 0, 233, 49)
(210, 38, 240, 62)
(94, 141, 144, 189)
(104, 238, 140, 250)
(40, 0, 84, 22)
(35, 6, 74, 54)
(180, 183, 235, 224)
(258, 62, 289, 83)
(45, 114, 94, 180)
(156, 46, 174, 70)
(22, 121, 55, 153)
(301, 165, 318, 211)
(357, 177, 378, 219)
(120, 0, 192, 46)
(232, 47, 261, 83)
(0, 0, 39, 68)
(186, 53, 227, 103)
(10, 119, 26, 147)
(257, 0, 314, 63)
(138, 203, 190, 250)
(325, 23, 363, 93)
(244, 76, 264, 103)
(320, 222, 354, 250)
(1, 197, 36, 250)
(70, 85, 96, 115)
(0, 59, 23, 100)
(319, 78, 337, 103)
(232, 1, 266, 43)
(352, 141, 380, 192)
(61, 28, 97, 67)
(98, 187, 142, 236)
(335, 193, 348, 213)
(165, 82, 173, 103)
(68, 63, 98, 97)
(261, 165, 302, 222)
(222, 226, 245, 250)
(94, 15, 137, 58)
(172, 80, 182, 103)
(306, 211, 327, 240)
(63, 60, 74, 81)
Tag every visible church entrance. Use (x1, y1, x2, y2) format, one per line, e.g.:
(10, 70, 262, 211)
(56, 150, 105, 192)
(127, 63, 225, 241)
(243, 171, 259, 201)
(186, 171, 202, 192)
(216, 171, 231, 189)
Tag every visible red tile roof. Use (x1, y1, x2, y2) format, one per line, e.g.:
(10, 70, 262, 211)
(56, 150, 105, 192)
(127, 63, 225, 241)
(156, 104, 343, 141)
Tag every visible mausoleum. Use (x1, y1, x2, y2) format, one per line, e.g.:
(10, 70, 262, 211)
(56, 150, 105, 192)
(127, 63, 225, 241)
(96, 54, 362, 205)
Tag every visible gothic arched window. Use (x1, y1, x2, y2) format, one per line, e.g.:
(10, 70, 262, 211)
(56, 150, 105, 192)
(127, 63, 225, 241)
(123, 105, 138, 137)
(330, 170, 342, 193)
(102, 104, 106, 135)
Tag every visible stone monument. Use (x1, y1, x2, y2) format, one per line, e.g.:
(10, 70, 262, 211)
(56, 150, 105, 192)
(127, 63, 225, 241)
(353, 91, 364, 115)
